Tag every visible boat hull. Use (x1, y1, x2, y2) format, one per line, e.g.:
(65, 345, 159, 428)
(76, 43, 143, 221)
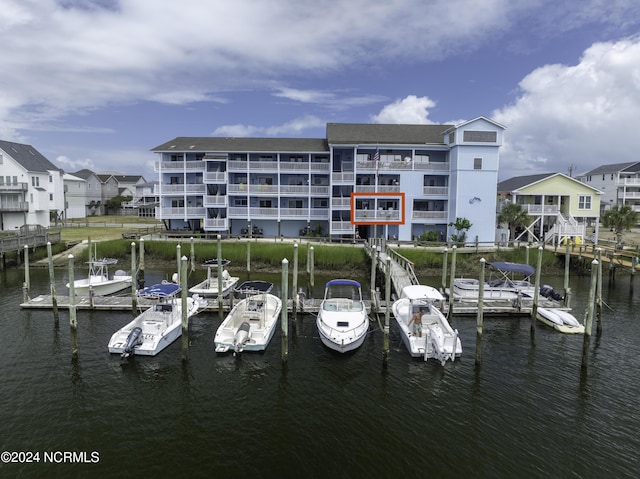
(317, 323, 368, 353)
(537, 307, 585, 334)
(71, 276, 132, 296)
(188, 276, 239, 297)
(214, 293, 282, 353)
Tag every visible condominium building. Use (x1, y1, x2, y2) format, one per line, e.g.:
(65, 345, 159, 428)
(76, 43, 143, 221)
(151, 116, 505, 243)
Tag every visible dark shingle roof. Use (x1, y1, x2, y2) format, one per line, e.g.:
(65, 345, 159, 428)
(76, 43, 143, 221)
(497, 173, 557, 192)
(580, 162, 640, 176)
(151, 137, 328, 153)
(326, 123, 452, 145)
(72, 169, 98, 180)
(0, 140, 61, 173)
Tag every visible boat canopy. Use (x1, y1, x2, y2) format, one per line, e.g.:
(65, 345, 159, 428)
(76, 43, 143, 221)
(488, 262, 535, 277)
(325, 279, 361, 288)
(400, 285, 444, 301)
(138, 283, 181, 298)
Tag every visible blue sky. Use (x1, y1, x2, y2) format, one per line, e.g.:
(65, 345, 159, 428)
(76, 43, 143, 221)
(1, 0, 640, 181)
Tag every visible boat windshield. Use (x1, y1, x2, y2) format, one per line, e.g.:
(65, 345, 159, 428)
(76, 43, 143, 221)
(322, 298, 363, 312)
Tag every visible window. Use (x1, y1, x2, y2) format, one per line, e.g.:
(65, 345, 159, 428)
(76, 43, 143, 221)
(463, 130, 497, 142)
(32, 177, 39, 187)
(49, 193, 53, 201)
(49, 175, 53, 183)
(0, 154, 3, 164)
(473, 158, 482, 170)
(448, 132, 455, 144)
(578, 195, 592, 210)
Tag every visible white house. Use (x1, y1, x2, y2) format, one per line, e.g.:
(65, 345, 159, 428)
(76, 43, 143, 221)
(63, 173, 87, 219)
(0, 140, 64, 230)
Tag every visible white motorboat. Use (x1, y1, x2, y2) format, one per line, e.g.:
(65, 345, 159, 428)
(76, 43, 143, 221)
(537, 307, 585, 334)
(453, 262, 563, 303)
(316, 279, 369, 353)
(188, 259, 239, 298)
(392, 284, 462, 365)
(67, 257, 132, 296)
(214, 281, 282, 354)
(108, 282, 205, 358)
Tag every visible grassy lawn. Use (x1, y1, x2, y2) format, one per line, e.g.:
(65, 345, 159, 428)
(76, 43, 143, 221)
(57, 216, 163, 243)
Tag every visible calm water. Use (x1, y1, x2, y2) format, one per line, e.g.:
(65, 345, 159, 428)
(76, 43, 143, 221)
(1, 265, 639, 478)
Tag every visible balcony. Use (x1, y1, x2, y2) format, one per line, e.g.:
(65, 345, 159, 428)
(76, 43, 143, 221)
(204, 172, 227, 183)
(155, 160, 205, 172)
(331, 220, 354, 233)
(203, 218, 229, 230)
(353, 209, 401, 222)
(0, 201, 29, 212)
(0, 182, 28, 192)
(422, 186, 449, 196)
(524, 205, 560, 215)
(332, 172, 355, 183)
(412, 211, 447, 220)
(203, 195, 228, 207)
(332, 197, 351, 209)
(154, 184, 206, 195)
(156, 207, 206, 218)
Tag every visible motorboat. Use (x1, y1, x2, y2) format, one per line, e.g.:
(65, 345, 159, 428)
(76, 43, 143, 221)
(67, 257, 132, 296)
(214, 281, 282, 354)
(392, 284, 462, 365)
(316, 279, 369, 353)
(188, 259, 239, 298)
(452, 262, 564, 302)
(537, 307, 585, 334)
(108, 282, 205, 358)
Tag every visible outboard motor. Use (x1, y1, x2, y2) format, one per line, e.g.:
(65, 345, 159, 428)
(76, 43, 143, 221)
(122, 327, 143, 358)
(540, 285, 563, 302)
(233, 322, 251, 354)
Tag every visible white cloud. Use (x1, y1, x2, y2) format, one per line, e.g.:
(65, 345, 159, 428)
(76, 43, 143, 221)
(370, 96, 437, 124)
(212, 115, 326, 137)
(493, 36, 640, 180)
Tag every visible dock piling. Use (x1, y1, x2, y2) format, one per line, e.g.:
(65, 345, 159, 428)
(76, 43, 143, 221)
(131, 242, 137, 315)
(441, 247, 448, 294)
(448, 246, 457, 318)
(281, 258, 289, 362)
(23, 245, 30, 302)
(383, 257, 391, 367)
(581, 259, 599, 370)
(139, 237, 145, 289)
(476, 258, 485, 366)
(68, 254, 78, 359)
(217, 235, 223, 320)
(181, 255, 189, 362)
(47, 242, 59, 324)
(530, 246, 543, 337)
(292, 243, 299, 319)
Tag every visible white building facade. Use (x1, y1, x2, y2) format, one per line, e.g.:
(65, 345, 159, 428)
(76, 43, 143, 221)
(0, 140, 64, 230)
(152, 117, 505, 243)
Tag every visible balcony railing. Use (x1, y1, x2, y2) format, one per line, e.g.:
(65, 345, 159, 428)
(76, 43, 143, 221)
(412, 211, 447, 220)
(353, 210, 400, 221)
(203, 195, 228, 207)
(155, 184, 206, 194)
(332, 197, 351, 208)
(423, 186, 449, 196)
(332, 172, 355, 183)
(204, 172, 227, 183)
(155, 207, 206, 218)
(0, 182, 28, 192)
(155, 160, 205, 172)
(331, 220, 354, 233)
(203, 218, 229, 230)
(0, 201, 29, 212)
(525, 205, 560, 215)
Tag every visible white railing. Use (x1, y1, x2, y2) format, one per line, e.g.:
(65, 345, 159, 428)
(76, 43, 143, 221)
(155, 207, 206, 218)
(525, 204, 560, 215)
(203, 195, 227, 206)
(332, 172, 355, 183)
(203, 218, 228, 229)
(280, 185, 309, 194)
(204, 172, 227, 183)
(412, 211, 447, 220)
(279, 208, 309, 218)
(423, 186, 449, 196)
(353, 210, 400, 221)
(155, 161, 205, 172)
(155, 184, 205, 194)
(332, 197, 351, 208)
(249, 207, 279, 217)
(331, 220, 354, 232)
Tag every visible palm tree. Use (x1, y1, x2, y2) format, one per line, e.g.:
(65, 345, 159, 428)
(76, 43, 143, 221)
(497, 203, 530, 242)
(602, 204, 639, 245)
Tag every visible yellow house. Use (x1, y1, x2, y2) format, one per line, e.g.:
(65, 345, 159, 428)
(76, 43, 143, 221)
(497, 173, 602, 244)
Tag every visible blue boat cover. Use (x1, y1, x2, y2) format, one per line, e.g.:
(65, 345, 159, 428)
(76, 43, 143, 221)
(488, 262, 535, 277)
(138, 282, 181, 298)
(326, 279, 361, 288)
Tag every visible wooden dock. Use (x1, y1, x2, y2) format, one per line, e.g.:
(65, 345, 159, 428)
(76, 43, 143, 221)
(20, 293, 565, 318)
